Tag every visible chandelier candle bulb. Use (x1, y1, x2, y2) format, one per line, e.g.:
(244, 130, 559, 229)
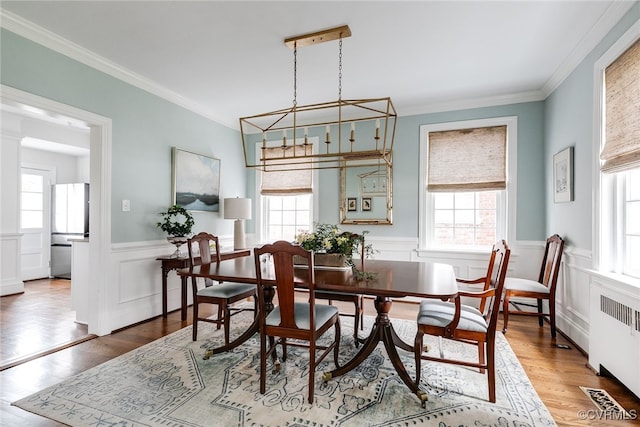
(326, 125, 331, 143)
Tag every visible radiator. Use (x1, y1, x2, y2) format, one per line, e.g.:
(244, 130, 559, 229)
(589, 277, 640, 398)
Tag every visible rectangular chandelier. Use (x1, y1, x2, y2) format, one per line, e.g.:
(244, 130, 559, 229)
(239, 25, 397, 171)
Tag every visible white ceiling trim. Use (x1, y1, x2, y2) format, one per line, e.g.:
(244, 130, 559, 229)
(0, 9, 235, 129)
(1, 4, 635, 125)
(540, 1, 636, 97)
(399, 90, 546, 117)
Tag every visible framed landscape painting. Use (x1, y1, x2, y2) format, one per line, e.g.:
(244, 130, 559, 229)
(172, 147, 220, 212)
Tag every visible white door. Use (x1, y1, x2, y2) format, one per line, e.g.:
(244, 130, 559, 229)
(20, 166, 53, 280)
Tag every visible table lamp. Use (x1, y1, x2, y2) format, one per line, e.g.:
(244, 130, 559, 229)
(223, 197, 252, 250)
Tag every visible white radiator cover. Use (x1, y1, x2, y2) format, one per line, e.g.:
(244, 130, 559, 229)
(589, 274, 640, 398)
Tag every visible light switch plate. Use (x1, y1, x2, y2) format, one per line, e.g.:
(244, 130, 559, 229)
(122, 199, 131, 212)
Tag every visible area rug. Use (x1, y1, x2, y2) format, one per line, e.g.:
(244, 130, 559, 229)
(13, 310, 555, 426)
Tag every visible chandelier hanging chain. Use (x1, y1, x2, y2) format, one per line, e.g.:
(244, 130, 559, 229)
(293, 42, 298, 107)
(338, 37, 343, 100)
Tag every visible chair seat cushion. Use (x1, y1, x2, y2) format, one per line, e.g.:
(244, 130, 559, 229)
(266, 302, 339, 331)
(505, 277, 550, 294)
(417, 299, 488, 333)
(196, 282, 255, 299)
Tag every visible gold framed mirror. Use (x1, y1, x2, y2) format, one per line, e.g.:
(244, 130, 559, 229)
(340, 154, 392, 224)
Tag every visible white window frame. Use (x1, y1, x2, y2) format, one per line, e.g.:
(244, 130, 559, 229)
(418, 116, 517, 253)
(254, 137, 319, 243)
(593, 19, 640, 279)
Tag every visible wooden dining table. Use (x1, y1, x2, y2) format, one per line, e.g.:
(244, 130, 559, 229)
(178, 255, 457, 404)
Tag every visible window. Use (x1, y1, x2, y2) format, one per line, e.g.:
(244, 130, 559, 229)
(596, 28, 640, 279)
(21, 173, 44, 229)
(263, 194, 312, 241)
(256, 138, 318, 242)
(432, 191, 499, 247)
(419, 117, 516, 251)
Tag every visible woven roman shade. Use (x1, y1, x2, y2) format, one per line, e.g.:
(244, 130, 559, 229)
(601, 38, 640, 173)
(260, 145, 313, 195)
(427, 126, 507, 192)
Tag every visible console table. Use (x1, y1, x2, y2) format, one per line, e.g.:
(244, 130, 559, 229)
(157, 249, 250, 320)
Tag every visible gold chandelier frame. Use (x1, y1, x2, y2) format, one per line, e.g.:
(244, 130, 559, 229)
(239, 25, 397, 171)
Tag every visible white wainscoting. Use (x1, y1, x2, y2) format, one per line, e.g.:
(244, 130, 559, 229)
(0, 233, 24, 296)
(104, 236, 593, 358)
(106, 235, 235, 332)
(556, 247, 592, 352)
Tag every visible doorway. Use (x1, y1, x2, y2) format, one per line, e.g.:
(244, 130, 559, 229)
(1, 84, 112, 337)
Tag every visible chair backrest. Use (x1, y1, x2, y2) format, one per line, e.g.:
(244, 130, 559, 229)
(187, 232, 222, 265)
(484, 239, 510, 334)
(538, 234, 564, 292)
(188, 232, 221, 287)
(476, 244, 499, 314)
(254, 240, 316, 332)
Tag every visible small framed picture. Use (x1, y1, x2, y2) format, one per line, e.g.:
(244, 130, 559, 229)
(362, 197, 372, 211)
(347, 197, 357, 211)
(553, 146, 573, 203)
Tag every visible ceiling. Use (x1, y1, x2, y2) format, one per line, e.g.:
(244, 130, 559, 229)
(0, 1, 634, 129)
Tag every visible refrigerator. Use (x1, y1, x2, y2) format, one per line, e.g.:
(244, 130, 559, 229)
(51, 183, 89, 279)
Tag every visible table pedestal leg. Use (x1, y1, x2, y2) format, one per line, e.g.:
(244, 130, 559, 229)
(323, 296, 427, 405)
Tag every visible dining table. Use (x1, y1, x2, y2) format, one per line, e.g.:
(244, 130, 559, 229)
(178, 255, 458, 404)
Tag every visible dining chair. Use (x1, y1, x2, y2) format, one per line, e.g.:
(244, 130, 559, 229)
(254, 240, 341, 403)
(314, 232, 366, 346)
(188, 232, 256, 343)
(502, 234, 564, 338)
(413, 240, 510, 404)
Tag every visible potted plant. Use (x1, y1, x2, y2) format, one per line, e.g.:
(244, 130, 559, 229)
(157, 205, 194, 257)
(294, 223, 375, 278)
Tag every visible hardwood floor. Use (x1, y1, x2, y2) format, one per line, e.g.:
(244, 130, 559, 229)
(1, 283, 638, 426)
(0, 279, 92, 369)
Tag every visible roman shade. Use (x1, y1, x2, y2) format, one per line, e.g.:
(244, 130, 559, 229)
(260, 145, 313, 195)
(601, 38, 640, 174)
(427, 126, 507, 192)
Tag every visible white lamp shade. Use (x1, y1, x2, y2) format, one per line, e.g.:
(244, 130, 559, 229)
(224, 198, 252, 220)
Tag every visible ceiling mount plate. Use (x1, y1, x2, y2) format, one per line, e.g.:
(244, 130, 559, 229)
(284, 25, 351, 49)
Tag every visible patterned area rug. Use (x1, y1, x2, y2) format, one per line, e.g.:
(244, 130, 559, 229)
(13, 311, 555, 426)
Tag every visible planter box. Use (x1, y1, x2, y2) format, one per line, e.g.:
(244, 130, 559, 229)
(294, 253, 346, 267)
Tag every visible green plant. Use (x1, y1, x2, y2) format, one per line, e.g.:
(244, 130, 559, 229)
(156, 205, 194, 237)
(294, 223, 376, 278)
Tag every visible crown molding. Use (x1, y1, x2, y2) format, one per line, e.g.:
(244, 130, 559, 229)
(2, 2, 634, 125)
(0, 9, 238, 130)
(541, 1, 636, 97)
(398, 89, 545, 117)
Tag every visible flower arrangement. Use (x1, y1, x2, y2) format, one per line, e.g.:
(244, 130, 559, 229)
(294, 223, 375, 278)
(156, 205, 194, 237)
